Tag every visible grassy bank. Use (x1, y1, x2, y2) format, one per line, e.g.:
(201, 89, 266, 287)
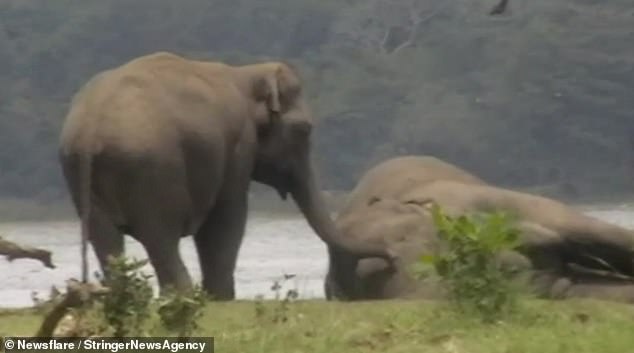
(1, 299, 633, 353)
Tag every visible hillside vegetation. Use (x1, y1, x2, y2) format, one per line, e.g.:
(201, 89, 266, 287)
(1, 0, 633, 205)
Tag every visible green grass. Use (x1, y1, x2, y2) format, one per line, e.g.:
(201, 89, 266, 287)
(2, 299, 633, 353)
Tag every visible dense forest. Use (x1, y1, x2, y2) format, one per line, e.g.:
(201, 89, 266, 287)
(1, 0, 633, 208)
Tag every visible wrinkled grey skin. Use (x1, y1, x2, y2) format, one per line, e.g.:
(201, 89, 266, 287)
(59, 52, 393, 299)
(326, 156, 634, 303)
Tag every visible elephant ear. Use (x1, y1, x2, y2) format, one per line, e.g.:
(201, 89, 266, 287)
(253, 65, 282, 116)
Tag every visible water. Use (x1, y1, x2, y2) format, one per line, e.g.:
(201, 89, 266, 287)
(1, 208, 633, 308)
(1, 214, 328, 308)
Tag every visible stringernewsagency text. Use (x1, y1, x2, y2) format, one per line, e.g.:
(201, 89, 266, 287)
(83, 338, 208, 352)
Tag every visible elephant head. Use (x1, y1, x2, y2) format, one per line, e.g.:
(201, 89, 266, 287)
(327, 197, 441, 300)
(234, 63, 395, 261)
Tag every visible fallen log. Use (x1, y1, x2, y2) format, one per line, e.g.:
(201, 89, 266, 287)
(0, 236, 55, 269)
(36, 279, 109, 337)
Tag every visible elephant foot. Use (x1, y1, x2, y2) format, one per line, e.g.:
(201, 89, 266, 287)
(201, 278, 235, 301)
(158, 283, 195, 298)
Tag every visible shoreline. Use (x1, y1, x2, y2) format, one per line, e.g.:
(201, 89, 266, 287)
(1, 191, 633, 223)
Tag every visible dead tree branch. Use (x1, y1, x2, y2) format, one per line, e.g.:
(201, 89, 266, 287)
(36, 280, 109, 337)
(0, 236, 55, 269)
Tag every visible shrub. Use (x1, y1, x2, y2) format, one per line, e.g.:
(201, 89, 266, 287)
(99, 256, 154, 337)
(157, 285, 207, 337)
(418, 204, 523, 322)
(36, 255, 210, 338)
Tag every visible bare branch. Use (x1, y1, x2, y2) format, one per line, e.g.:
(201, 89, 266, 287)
(36, 280, 110, 337)
(0, 236, 55, 269)
(391, 1, 448, 55)
(380, 27, 392, 54)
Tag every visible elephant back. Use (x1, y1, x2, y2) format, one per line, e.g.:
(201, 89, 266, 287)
(339, 156, 486, 216)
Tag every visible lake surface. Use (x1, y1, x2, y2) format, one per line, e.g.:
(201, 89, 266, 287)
(2, 207, 634, 308)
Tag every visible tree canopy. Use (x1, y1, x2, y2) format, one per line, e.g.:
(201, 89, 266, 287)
(1, 0, 632, 202)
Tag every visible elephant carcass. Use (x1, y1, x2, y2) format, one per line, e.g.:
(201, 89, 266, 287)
(326, 156, 634, 303)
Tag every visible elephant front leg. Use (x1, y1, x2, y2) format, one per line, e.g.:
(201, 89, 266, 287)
(194, 191, 248, 300)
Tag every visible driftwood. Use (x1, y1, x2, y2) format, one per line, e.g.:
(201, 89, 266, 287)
(0, 236, 55, 269)
(36, 279, 109, 337)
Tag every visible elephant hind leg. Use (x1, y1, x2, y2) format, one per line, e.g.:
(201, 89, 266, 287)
(134, 221, 192, 294)
(118, 157, 195, 294)
(89, 205, 124, 280)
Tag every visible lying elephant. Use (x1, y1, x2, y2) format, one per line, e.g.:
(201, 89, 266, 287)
(59, 52, 393, 299)
(325, 156, 634, 303)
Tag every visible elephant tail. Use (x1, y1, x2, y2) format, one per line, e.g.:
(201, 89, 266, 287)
(78, 149, 93, 283)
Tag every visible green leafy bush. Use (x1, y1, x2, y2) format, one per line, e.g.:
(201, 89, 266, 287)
(99, 256, 154, 337)
(419, 204, 523, 322)
(157, 285, 207, 337)
(73, 256, 207, 337)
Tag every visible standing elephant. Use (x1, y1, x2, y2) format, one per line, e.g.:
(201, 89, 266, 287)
(59, 52, 393, 299)
(326, 156, 634, 303)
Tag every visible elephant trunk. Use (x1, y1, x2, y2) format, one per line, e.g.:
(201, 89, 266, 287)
(290, 160, 394, 261)
(325, 248, 362, 300)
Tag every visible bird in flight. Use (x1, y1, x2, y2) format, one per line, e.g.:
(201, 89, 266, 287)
(489, 0, 510, 15)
